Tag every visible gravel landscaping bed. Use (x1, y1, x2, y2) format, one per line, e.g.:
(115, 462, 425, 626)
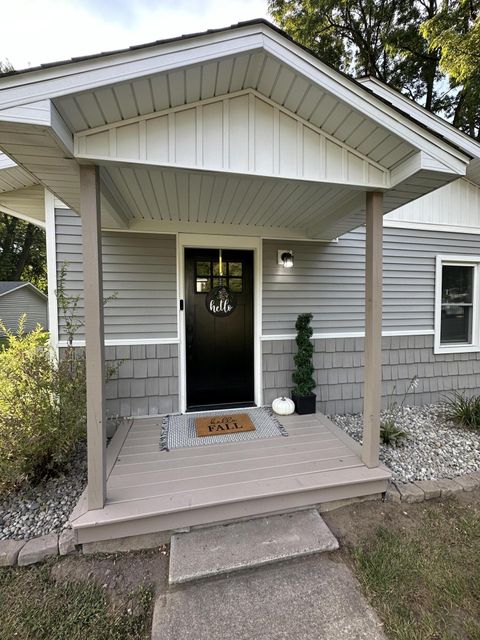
(0, 441, 87, 540)
(331, 404, 480, 483)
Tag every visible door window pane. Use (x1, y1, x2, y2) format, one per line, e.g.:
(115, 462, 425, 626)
(440, 265, 474, 344)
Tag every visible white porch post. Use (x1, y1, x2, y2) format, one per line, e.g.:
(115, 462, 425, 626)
(80, 164, 107, 510)
(362, 191, 383, 468)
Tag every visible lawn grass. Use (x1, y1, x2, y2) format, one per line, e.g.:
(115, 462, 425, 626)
(0, 561, 153, 640)
(348, 498, 480, 640)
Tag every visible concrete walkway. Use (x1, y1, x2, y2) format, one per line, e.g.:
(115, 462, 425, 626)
(152, 553, 386, 640)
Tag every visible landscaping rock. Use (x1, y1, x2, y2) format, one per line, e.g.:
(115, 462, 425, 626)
(0, 539, 26, 567)
(396, 483, 424, 503)
(435, 479, 463, 498)
(413, 480, 441, 500)
(0, 440, 87, 541)
(384, 483, 401, 503)
(331, 405, 480, 483)
(17, 533, 58, 566)
(59, 528, 77, 556)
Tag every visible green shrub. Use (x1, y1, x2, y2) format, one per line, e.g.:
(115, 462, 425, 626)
(292, 313, 316, 396)
(380, 419, 407, 445)
(444, 391, 480, 429)
(0, 318, 57, 491)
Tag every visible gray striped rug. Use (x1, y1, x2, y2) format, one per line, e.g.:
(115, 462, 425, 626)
(160, 406, 288, 451)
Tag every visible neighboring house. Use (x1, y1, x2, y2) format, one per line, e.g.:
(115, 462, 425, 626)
(0, 19, 479, 546)
(0, 281, 47, 335)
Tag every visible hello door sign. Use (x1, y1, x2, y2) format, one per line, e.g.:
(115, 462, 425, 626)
(195, 413, 256, 437)
(205, 284, 237, 317)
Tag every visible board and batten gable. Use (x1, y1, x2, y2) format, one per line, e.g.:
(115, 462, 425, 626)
(0, 286, 47, 335)
(385, 178, 480, 229)
(55, 209, 177, 342)
(262, 225, 480, 337)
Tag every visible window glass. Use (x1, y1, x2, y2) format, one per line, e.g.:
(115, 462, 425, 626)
(442, 265, 473, 304)
(228, 262, 242, 277)
(196, 261, 211, 277)
(440, 265, 474, 345)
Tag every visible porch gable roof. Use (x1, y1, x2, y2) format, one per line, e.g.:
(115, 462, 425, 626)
(0, 19, 477, 238)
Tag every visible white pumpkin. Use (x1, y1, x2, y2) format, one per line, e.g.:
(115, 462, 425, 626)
(272, 396, 295, 416)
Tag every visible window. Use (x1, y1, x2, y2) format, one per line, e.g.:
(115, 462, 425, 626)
(435, 256, 480, 353)
(194, 260, 243, 294)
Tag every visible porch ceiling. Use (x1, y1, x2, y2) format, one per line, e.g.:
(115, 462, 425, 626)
(97, 162, 456, 239)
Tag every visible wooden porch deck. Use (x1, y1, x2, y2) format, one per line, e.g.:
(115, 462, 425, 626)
(71, 412, 390, 544)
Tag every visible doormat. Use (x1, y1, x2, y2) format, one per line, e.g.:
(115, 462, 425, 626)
(195, 413, 255, 437)
(160, 407, 288, 451)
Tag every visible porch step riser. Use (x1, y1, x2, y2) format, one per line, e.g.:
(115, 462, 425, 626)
(73, 477, 387, 545)
(168, 509, 339, 584)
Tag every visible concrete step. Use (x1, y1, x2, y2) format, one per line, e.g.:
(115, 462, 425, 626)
(168, 509, 339, 584)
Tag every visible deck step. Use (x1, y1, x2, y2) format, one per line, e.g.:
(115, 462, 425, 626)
(168, 509, 338, 584)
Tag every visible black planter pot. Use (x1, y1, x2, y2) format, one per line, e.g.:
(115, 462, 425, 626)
(292, 392, 317, 415)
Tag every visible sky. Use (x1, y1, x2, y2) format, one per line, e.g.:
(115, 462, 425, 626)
(2, 0, 270, 71)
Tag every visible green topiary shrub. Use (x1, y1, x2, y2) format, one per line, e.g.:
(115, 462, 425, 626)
(292, 313, 316, 397)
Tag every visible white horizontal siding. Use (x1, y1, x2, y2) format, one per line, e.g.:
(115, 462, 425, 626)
(55, 210, 177, 341)
(263, 227, 480, 335)
(0, 287, 47, 335)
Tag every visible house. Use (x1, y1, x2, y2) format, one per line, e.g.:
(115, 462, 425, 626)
(0, 19, 479, 547)
(0, 281, 47, 335)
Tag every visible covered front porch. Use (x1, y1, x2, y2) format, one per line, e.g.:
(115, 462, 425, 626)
(71, 412, 390, 544)
(0, 20, 473, 546)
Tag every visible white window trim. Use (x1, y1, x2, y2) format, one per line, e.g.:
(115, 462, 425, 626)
(434, 254, 480, 354)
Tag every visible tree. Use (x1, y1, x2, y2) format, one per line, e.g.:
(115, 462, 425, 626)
(269, 1, 445, 110)
(0, 214, 47, 292)
(421, 0, 480, 136)
(268, 0, 480, 136)
(0, 57, 48, 292)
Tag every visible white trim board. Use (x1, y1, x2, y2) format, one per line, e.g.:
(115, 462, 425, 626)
(434, 254, 480, 355)
(58, 338, 180, 348)
(384, 220, 480, 236)
(262, 329, 435, 341)
(45, 189, 58, 353)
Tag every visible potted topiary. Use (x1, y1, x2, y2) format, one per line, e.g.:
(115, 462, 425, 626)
(291, 313, 316, 414)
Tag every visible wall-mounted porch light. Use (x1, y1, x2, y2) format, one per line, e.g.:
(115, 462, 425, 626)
(278, 250, 294, 268)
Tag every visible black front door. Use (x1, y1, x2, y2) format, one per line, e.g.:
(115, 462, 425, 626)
(185, 248, 254, 411)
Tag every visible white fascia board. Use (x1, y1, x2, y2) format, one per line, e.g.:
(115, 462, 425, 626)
(390, 151, 465, 187)
(0, 29, 265, 109)
(359, 76, 480, 160)
(261, 31, 471, 171)
(0, 99, 74, 156)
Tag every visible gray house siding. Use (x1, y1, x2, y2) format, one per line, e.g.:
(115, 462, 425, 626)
(263, 335, 480, 415)
(54, 207, 480, 418)
(263, 227, 480, 336)
(0, 287, 47, 335)
(55, 209, 177, 342)
(105, 344, 179, 418)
